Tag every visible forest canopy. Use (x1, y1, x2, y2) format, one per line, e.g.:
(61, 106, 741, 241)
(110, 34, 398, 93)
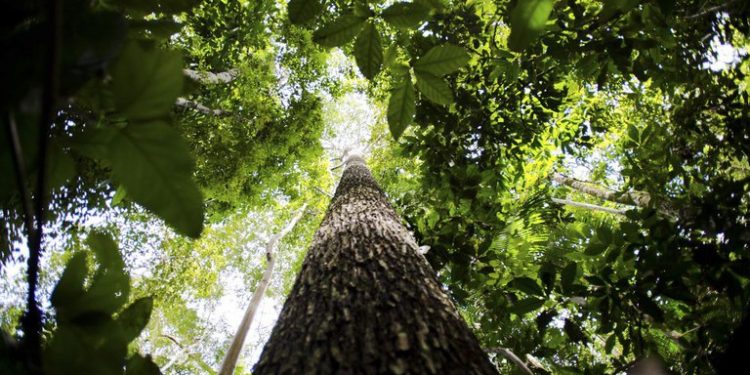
(1, 0, 749, 374)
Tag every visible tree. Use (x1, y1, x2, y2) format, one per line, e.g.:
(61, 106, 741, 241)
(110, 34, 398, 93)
(253, 153, 496, 374)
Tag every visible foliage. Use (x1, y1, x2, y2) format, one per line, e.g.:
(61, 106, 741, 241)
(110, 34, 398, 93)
(2, 0, 750, 374)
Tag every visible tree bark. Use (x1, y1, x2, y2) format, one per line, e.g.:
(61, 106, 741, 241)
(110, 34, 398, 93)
(219, 204, 308, 375)
(253, 155, 497, 374)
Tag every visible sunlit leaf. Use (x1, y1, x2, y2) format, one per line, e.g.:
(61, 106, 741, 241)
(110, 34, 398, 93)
(387, 72, 415, 140)
(313, 14, 367, 48)
(109, 121, 204, 238)
(415, 72, 453, 106)
(354, 22, 383, 79)
(507, 0, 554, 52)
(414, 44, 470, 76)
(288, 0, 323, 25)
(381, 2, 431, 29)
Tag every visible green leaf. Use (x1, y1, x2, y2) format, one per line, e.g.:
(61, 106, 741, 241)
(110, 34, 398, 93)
(108, 121, 204, 238)
(118, 297, 154, 342)
(50, 253, 88, 313)
(510, 297, 545, 315)
(637, 293, 665, 322)
(415, 72, 453, 106)
(414, 44, 470, 76)
(387, 74, 415, 140)
(354, 22, 383, 79)
(585, 242, 608, 256)
(564, 318, 588, 343)
(111, 40, 184, 122)
(87, 231, 124, 270)
(313, 14, 367, 48)
(507, 0, 554, 52)
(596, 226, 613, 245)
(561, 262, 577, 290)
(511, 276, 545, 296)
(288, 0, 323, 25)
(381, 2, 431, 29)
(46, 143, 76, 191)
(125, 354, 161, 375)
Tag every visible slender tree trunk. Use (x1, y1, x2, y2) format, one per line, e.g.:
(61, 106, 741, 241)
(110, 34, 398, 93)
(219, 204, 308, 375)
(253, 155, 497, 374)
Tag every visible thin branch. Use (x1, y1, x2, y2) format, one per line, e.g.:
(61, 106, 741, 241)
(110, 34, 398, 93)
(685, 0, 739, 19)
(552, 197, 628, 216)
(314, 186, 332, 198)
(218, 204, 308, 375)
(175, 97, 227, 116)
(183, 68, 240, 84)
(4, 113, 36, 247)
(485, 347, 534, 375)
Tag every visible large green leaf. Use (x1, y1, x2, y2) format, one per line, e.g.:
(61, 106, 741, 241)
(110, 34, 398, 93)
(354, 22, 383, 80)
(415, 71, 452, 105)
(511, 276, 545, 296)
(507, 0, 554, 52)
(109, 121, 204, 238)
(381, 2, 431, 29)
(387, 73, 415, 140)
(414, 44, 470, 76)
(118, 297, 154, 342)
(111, 41, 184, 121)
(288, 0, 323, 25)
(125, 354, 161, 375)
(313, 14, 367, 48)
(50, 253, 88, 314)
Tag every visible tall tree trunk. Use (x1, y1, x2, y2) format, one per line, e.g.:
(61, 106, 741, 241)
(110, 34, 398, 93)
(219, 204, 308, 375)
(253, 155, 497, 374)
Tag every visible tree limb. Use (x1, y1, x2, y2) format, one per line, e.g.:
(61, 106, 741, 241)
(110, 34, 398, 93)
(218, 203, 309, 375)
(183, 68, 239, 84)
(175, 97, 227, 116)
(552, 198, 628, 216)
(485, 347, 533, 375)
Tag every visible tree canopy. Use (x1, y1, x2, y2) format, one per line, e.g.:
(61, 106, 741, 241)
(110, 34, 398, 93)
(1, 0, 749, 374)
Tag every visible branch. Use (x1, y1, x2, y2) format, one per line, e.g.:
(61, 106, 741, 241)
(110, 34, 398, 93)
(183, 68, 239, 84)
(218, 204, 308, 375)
(4, 114, 36, 250)
(175, 97, 227, 116)
(485, 347, 533, 375)
(551, 173, 648, 207)
(685, 0, 740, 19)
(552, 198, 628, 216)
(551, 173, 678, 218)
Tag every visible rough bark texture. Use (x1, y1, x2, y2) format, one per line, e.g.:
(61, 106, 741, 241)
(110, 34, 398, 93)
(253, 156, 497, 374)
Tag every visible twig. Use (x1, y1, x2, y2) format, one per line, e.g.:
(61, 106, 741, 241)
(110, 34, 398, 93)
(313, 186, 332, 198)
(685, 0, 740, 19)
(485, 347, 534, 375)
